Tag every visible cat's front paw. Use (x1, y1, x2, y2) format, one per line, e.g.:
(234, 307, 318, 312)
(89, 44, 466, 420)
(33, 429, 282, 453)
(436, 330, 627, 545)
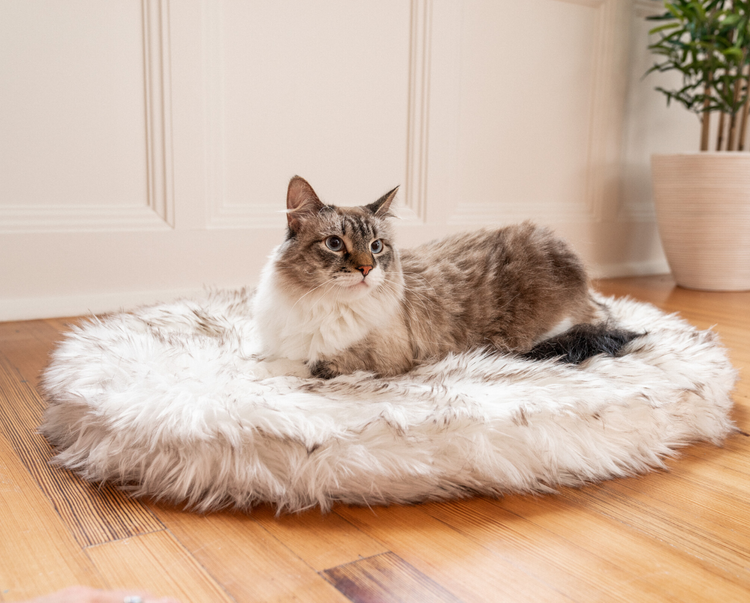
(308, 360, 342, 380)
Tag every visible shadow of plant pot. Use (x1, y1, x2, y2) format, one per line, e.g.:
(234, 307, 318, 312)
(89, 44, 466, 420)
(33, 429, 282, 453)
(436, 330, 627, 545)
(651, 153, 750, 291)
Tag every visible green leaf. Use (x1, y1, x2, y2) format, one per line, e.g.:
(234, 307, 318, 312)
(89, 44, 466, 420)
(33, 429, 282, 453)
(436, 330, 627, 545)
(649, 22, 683, 34)
(722, 47, 744, 58)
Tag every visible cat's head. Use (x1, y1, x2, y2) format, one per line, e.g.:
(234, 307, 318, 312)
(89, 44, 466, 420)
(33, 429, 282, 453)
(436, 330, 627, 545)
(274, 176, 401, 299)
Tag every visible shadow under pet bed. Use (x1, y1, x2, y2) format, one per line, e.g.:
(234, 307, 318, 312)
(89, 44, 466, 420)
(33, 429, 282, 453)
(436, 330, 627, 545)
(40, 291, 737, 513)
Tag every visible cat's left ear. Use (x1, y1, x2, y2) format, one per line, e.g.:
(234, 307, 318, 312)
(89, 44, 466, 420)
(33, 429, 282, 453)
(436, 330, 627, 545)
(366, 185, 399, 218)
(286, 176, 326, 234)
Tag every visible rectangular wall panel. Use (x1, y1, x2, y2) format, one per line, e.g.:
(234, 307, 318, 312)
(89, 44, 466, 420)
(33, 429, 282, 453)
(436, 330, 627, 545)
(207, 0, 412, 229)
(450, 0, 600, 223)
(0, 0, 172, 232)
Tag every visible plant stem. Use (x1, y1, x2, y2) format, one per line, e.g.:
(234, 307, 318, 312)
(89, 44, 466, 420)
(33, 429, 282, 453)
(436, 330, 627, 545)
(701, 74, 712, 151)
(738, 63, 750, 151)
(717, 111, 726, 150)
(728, 49, 748, 150)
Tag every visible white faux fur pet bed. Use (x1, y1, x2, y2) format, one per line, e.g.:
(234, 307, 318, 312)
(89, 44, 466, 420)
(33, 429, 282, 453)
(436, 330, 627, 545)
(40, 290, 737, 513)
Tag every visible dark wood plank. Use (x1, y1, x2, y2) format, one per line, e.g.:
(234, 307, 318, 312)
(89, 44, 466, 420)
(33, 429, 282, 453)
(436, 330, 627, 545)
(0, 353, 164, 547)
(323, 552, 463, 603)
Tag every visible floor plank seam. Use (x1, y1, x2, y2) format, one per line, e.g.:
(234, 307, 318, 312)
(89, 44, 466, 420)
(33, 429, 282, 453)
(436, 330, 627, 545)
(80, 526, 171, 551)
(159, 527, 239, 603)
(317, 550, 395, 573)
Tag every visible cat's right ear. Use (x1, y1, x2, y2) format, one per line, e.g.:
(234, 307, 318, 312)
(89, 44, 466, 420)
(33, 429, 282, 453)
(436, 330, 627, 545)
(365, 185, 399, 218)
(286, 176, 325, 234)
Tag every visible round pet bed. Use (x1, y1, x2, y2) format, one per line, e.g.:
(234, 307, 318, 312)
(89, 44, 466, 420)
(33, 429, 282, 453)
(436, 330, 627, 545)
(40, 290, 737, 513)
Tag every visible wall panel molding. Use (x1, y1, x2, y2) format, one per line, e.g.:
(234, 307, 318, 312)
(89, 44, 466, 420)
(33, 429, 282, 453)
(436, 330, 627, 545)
(202, 0, 233, 229)
(202, 1, 286, 229)
(205, 0, 428, 229)
(446, 0, 631, 226)
(143, 0, 176, 228)
(0, 0, 173, 233)
(585, 0, 627, 221)
(402, 0, 432, 223)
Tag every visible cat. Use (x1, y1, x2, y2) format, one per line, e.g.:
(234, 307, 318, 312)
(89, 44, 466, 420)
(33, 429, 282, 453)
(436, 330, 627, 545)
(252, 176, 639, 378)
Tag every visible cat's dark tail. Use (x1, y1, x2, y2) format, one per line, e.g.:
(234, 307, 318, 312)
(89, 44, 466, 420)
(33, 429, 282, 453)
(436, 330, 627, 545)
(523, 323, 642, 365)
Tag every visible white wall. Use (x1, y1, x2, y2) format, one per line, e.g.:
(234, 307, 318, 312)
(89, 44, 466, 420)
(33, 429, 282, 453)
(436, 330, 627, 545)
(0, 0, 706, 321)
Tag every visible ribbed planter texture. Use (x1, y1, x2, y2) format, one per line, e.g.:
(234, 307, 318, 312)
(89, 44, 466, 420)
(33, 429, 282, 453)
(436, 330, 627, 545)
(651, 153, 750, 291)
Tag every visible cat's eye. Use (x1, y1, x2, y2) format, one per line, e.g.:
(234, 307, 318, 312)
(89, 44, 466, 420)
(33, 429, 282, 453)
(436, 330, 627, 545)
(325, 236, 344, 252)
(370, 239, 384, 254)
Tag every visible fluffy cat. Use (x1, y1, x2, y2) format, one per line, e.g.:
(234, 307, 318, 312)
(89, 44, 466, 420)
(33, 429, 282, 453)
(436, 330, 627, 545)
(252, 176, 638, 378)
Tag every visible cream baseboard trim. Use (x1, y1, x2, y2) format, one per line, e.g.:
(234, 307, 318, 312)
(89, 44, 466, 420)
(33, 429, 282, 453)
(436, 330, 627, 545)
(0, 287, 211, 322)
(591, 259, 671, 280)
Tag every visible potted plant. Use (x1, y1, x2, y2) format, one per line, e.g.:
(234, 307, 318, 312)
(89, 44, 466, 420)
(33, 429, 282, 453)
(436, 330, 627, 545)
(647, 0, 750, 290)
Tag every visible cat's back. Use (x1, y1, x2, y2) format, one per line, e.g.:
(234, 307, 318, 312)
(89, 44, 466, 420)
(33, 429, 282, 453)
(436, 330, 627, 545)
(400, 222, 586, 286)
(398, 222, 597, 353)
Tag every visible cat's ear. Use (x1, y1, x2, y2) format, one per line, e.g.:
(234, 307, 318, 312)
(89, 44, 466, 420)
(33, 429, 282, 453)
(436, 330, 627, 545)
(366, 185, 399, 218)
(287, 176, 325, 233)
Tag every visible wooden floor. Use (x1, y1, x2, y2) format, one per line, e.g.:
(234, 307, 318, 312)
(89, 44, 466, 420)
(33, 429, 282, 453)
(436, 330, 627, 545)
(1, 275, 748, 602)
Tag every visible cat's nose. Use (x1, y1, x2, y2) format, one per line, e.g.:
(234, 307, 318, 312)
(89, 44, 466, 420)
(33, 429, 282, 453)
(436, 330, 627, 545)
(357, 265, 373, 277)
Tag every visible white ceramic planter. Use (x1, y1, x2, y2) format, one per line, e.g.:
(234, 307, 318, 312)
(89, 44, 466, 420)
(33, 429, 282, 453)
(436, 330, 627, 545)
(651, 153, 750, 291)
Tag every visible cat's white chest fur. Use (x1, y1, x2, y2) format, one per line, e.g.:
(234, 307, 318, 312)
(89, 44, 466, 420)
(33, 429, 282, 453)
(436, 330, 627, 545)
(253, 252, 396, 363)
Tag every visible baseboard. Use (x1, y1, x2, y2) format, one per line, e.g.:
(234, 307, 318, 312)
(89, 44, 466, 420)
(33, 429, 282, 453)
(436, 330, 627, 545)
(590, 258, 671, 280)
(0, 288, 210, 322)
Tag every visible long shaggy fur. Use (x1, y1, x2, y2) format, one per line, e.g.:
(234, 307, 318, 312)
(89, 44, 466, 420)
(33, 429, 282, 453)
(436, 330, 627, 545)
(39, 290, 737, 513)
(253, 177, 609, 379)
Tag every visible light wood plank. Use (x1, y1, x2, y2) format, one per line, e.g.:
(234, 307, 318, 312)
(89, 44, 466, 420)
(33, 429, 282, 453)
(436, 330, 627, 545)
(44, 317, 83, 335)
(605, 462, 750, 533)
(683, 438, 750, 475)
(322, 552, 463, 603)
(666, 456, 750, 502)
(424, 497, 680, 603)
(0, 319, 64, 388)
(0, 352, 165, 547)
(150, 503, 351, 603)
(336, 504, 574, 602)
(86, 531, 232, 603)
(560, 480, 750, 581)
(494, 492, 750, 602)
(0, 431, 103, 601)
(251, 503, 389, 572)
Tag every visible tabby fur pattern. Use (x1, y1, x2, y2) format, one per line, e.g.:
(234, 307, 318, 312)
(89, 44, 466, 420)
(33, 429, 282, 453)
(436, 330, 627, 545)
(252, 176, 635, 378)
